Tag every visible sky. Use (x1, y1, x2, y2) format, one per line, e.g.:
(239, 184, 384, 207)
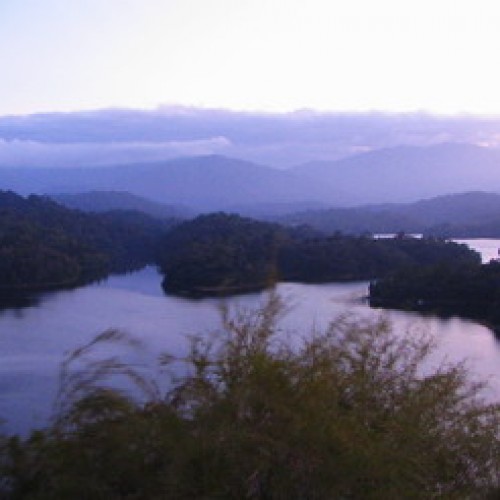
(3, 0, 500, 117)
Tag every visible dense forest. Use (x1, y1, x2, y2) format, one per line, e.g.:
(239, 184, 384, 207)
(370, 260, 500, 335)
(278, 232, 479, 282)
(50, 190, 191, 219)
(158, 213, 480, 295)
(426, 219, 500, 238)
(1, 298, 498, 498)
(279, 191, 500, 236)
(0, 191, 175, 290)
(0, 191, 486, 301)
(157, 213, 289, 294)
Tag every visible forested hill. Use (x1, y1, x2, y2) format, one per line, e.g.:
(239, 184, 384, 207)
(50, 191, 192, 219)
(280, 191, 500, 235)
(0, 155, 342, 211)
(0, 191, 175, 290)
(158, 213, 480, 296)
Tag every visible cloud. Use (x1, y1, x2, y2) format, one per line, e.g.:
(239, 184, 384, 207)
(2, 107, 500, 168)
(0, 137, 231, 168)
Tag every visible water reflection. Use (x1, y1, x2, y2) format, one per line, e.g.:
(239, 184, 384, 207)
(1, 239, 500, 436)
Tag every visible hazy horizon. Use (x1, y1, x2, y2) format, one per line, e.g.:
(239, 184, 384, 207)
(4, 1, 500, 205)
(3, 106, 500, 169)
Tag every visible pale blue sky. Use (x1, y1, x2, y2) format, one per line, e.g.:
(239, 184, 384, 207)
(2, 0, 500, 116)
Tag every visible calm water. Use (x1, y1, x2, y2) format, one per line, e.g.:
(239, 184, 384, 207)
(1, 240, 499, 435)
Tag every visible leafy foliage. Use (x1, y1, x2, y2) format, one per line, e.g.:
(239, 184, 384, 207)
(0, 191, 175, 290)
(1, 296, 499, 498)
(278, 232, 479, 282)
(370, 260, 500, 335)
(158, 213, 480, 295)
(158, 212, 288, 294)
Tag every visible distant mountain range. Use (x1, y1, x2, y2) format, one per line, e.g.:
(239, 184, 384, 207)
(2, 143, 500, 211)
(280, 191, 500, 235)
(46, 189, 500, 239)
(0, 155, 345, 211)
(291, 143, 500, 204)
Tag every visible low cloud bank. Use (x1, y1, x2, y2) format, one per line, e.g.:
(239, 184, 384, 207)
(2, 107, 500, 167)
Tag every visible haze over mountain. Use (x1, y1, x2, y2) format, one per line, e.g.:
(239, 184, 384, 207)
(280, 191, 500, 235)
(4, 142, 500, 210)
(0, 155, 344, 211)
(50, 191, 192, 219)
(4, 109, 500, 209)
(291, 143, 500, 204)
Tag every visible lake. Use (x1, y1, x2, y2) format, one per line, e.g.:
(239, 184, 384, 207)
(1, 239, 499, 436)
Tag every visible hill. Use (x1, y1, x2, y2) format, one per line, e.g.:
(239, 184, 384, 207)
(5, 144, 500, 212)
(5, 143, 500, 213)
(291, 143, 500, 204)
(50, 191, 192, 219)
(0, 155, 346, 211)
(280, 191, 500, 235)
(0, 191, 172, 291)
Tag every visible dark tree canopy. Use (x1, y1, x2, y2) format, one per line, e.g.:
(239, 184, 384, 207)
(370, 260, 500, 335)
(158, 213, 480, 295)
(158, 212, 289, 294)
(0, 191, 175, 291)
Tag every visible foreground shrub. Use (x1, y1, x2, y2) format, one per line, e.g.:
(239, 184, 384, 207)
(1, 294, 499, 498)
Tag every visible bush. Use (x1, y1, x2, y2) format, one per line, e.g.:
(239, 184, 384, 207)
(1, 294, 499, 498)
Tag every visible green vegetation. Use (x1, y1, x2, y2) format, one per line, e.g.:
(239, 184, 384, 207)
(158, 213, 289, 294)
(427, 219, 500, 238)
(0, 191, 174, 290)
(280, 191, 500, 236)
(1, 296, 499, 498)
(370, 260, 500, 335)
(278, 232, 479, 282)
(158, 213, 480, 295)
(0, 190, 484, 298)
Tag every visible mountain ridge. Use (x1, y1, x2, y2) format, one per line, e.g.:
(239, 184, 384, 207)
(279, 191, 500, 234)
(0, 154, 347, 210)
(290, 142, 500, 204)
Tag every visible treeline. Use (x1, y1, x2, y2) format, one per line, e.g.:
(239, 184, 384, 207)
(279, 232, 478, 282)
(158, 213, 289, 294)
(1, 300, 499, 498)
(280, 206, 423, 235)
(0, 191, 175, 290)
(426, 219, 500, 238)
(370, 260, 500, 335)
(279, 191, 500, 236)
(158, 213, 480, 295)
(1, 191, 487, 301)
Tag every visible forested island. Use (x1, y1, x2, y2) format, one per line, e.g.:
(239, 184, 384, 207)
(370, 260, 500, 335)
(158, 212, 480, 295)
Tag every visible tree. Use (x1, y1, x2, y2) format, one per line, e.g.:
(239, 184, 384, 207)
(1, 295, 499, 498)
